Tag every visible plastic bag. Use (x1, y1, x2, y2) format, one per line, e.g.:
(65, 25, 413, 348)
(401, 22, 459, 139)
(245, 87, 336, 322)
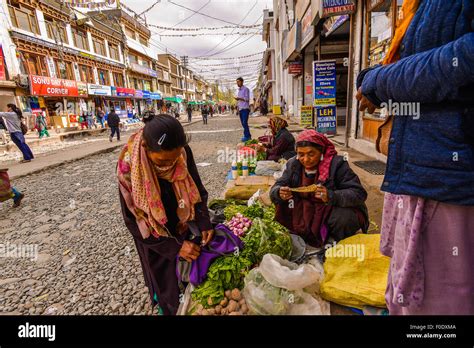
(320, 234, 390, 309)
(255, 160, 282, 176)
(243, 254, 330, 315)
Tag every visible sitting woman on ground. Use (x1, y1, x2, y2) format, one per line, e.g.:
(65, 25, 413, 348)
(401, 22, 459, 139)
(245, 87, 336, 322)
(270, 129, 369, 247)
(117, 113, 214, 315)
(258, 116, 296, 161)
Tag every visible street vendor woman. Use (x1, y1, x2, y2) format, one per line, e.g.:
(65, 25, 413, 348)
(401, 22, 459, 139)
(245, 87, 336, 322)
(117, 112, 214, 315)
(258, 116, 296, 161)
(270, 129, 369, 247)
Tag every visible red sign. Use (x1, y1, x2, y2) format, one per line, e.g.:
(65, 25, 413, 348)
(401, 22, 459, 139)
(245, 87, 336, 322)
(30, 75, 79, 97)
(115, 87, 135, 97)
(0, 45, 6, 81)
(289, 62, 303, 75)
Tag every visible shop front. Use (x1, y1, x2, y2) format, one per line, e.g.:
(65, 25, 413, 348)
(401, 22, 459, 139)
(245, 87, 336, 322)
(29, 74, 88, 129)
(111, 87, 135, 118)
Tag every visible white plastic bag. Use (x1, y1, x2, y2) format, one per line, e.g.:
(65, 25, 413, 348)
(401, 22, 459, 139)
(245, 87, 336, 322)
(243, 254, 330, 315)
(255, 161, 282, 176)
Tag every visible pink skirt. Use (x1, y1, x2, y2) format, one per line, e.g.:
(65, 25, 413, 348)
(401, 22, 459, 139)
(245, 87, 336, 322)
(381, 193, 474, 315)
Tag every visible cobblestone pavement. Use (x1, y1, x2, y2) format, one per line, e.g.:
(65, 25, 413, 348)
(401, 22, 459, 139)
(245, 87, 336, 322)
(0, 113, 242, 315)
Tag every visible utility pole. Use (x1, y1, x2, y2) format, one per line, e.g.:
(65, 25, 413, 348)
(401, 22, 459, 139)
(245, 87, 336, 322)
(181, 55, 188, 101)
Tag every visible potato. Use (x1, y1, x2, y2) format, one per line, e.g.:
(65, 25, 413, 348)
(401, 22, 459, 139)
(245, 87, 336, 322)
(239, 298, 246, 306)
(208, 308, 216, 316)
(207, 297, 214, 307)
(201, 309, 209, 316)
(229, 311, 242, 316)
(215, 305, 222, 315)
(227, 300, 239, 313)
(197, 304, 204, 312)
(221, 307, 228, 315)
(220, 298, 228, 307)
(231, 288, 241, 301)
(225, 290, 232, 299)
(240, 304, 248, 314)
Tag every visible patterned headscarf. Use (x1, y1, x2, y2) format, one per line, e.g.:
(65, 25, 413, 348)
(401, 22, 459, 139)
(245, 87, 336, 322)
(296, 129, 337, 183)
(269, 116, 288, 136)
(117, 129, 201, 239)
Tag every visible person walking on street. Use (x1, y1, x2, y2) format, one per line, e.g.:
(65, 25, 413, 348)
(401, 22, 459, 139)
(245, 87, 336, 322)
(279, 95, 286, 117)
(209, 105, 214, 118)
(96, 107, 105, 129)
(186, 103, 193, 123)
(36, 108, 50, 139)
(201, 104, 209, 125)
(0, 168, 24, 207)
(235, 77, 251, 142)
(107, 109, 121, 142)
(0, 104, 34, 163)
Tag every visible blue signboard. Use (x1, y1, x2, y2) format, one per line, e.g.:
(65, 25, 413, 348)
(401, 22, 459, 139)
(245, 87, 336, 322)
(142, 90, 151, 99)
(315, 106, 337, 135)
(150, 92, 162, 100)
(313, 60, 337, 107)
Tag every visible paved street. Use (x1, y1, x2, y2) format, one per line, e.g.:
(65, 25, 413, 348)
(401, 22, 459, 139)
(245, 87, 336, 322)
(0, 113, 242, 315)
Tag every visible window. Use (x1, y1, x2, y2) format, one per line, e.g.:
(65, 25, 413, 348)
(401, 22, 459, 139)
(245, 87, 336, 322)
(143, 80, 151, 91)
(113, 72, 124, 87)
(109, 44, 119, 61)
(140, 59, 150, 68)
(24, 54, 48, 76)
(128, 54, 138, 65)
(138, 35, 148, 46)
(45, 17, 68, 44)
(92, 36, 106, 56)
(97, 69, 109, 85)
(78, 64, 94, 83)
(72, 28, 89, 51)
(8, 3, 39, 34)
(56, 61, 74, 80)
(124, 26, 135, 40)
(170, 63, 178, 75)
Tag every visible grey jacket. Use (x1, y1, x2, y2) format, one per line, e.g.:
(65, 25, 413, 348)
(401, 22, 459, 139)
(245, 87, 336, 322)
(0, 112, 22, 133)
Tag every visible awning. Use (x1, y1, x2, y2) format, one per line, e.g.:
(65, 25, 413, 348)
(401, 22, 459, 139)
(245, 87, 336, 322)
(164, 96, 183, 103)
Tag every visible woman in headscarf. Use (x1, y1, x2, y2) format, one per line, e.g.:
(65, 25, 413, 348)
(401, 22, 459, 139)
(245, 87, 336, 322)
(259, 116, 296, 161)
(270, 129, 369, 247)
(356, 0, 474, 314)
(117, 113, 214, 315)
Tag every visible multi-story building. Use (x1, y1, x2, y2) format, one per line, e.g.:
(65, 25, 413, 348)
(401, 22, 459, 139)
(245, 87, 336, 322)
(158, 53, 184, 105)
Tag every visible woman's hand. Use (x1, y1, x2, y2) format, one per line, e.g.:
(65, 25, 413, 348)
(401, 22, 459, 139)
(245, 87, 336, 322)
(356, 88, 377, 114)
(201, 229, 214, 246)
(279, 186, 293, 201)
(314, 185, 329, 203)
(178, 241, 201, 262)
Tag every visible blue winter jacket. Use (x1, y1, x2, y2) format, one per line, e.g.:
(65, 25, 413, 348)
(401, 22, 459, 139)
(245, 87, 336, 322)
(359, 0, 474, 205)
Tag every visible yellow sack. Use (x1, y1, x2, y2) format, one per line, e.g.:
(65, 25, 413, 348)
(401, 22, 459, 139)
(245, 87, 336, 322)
(320, 234, 390, 309)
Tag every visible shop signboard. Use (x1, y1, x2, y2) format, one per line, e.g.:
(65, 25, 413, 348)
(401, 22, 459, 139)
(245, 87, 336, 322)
(285, 22, 301, 62)
(322, 0, 355, 18)
(134, 90, 144, 99)
(87, 83, 112, 96)
(323, 14, 350, 36)
(130, 63, 158, 78)
(315, 106, 337, 135)
(115, 87, 135, 97)
(313, 60, 336, 106)
(295, 0, 311, 20)
(30, 75, 79, 97)
(301, 6, 315, 49)
(289, 61, 303, 75)
(142, 90, 151, 99)
(0, 45, 6, 81)
(150, 92, 162, 100)
(300, 105, 313, 127)
(77, 82, 88, 97)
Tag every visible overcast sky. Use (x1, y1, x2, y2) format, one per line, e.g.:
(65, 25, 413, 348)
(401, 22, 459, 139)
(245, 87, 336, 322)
(120, 0, 273, 90)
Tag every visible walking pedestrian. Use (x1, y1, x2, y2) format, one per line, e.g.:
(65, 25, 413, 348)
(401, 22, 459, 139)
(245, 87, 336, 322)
(36, 108, 50, 139)
(0, 168, 24, 208)
(209, 104, 214, 118)
(107, 109, 121, 142)
(356, 0, 474, 315)
(96, 107, 105, 129)
(235, 77, 251, 142)
(186, 103, 193, 123)
(0, 115, 9, 145)
(201, 104, 209, 125)
(279, 95, 286, 117)
(0, 104, 34, 163)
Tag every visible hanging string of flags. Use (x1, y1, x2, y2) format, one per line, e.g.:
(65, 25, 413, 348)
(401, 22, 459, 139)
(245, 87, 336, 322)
(191, 58, 262, 67)
(189, 51, 265, 60)
(155, 31, 262, 37)
(148, 24, 262, 31)
(60, 0, 116, 9)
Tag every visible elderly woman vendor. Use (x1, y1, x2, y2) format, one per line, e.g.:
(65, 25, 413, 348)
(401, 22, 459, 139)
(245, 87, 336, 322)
(258, 116, 296, 161)
(270, 130, 369, 247)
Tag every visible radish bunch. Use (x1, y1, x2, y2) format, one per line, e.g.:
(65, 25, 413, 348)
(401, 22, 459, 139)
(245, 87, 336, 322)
(226, 213, 252, 237)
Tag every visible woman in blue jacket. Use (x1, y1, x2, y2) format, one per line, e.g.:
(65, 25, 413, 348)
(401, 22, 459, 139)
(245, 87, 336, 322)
(357, 0, 474, 314)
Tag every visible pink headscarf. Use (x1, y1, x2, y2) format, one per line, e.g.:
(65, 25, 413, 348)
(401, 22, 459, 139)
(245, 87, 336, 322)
(296, 130, 337, 182)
